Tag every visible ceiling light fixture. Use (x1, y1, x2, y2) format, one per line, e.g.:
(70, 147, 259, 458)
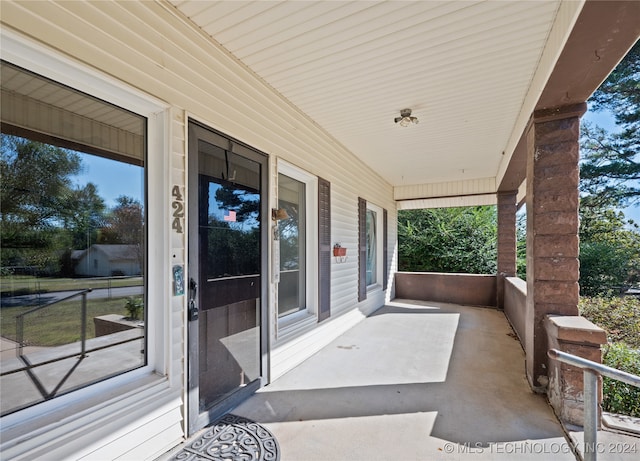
(394, 108, 419, 127)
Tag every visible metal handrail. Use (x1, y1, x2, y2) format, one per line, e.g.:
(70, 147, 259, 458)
(15, 288, 92, 357)
(4, 287, 144, 405)
(15, 288, 92, 317)
(548, 348, 640, 461)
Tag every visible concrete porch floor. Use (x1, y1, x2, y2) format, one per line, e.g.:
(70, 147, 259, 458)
(164, 300, 639, 461)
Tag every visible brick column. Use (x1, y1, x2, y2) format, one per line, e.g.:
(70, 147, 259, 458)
(525, 103, 586, 390)
(497, 191, 518, 309)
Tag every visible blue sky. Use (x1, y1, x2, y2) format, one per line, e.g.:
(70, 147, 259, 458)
(73, 153, 144, 208)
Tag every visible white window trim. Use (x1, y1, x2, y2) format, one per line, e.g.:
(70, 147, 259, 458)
(366, 201, 384, 292)
(276, 161, 318, 333)
(0, 29, 171, 430)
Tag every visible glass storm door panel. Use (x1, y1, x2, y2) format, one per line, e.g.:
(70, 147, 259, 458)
(277, 174, 306, 317)
(188, 122, 267, 434)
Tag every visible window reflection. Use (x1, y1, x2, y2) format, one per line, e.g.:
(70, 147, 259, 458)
(205, 181, 260, 279)
(366, 209, 377, 286)
(278, 174, 306, 317)
(0, 61, 146, 416)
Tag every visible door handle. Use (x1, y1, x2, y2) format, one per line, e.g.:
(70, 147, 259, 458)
(188, 278, 199, 321)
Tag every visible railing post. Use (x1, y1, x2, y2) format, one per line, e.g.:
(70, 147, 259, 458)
(16, 314, 24, 357)
(583, 369, 598, 461)
(80, 292, 87, 357)
(549, 349, 640, 461)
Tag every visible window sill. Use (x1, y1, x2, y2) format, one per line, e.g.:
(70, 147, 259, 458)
(1, 372, 173, 456)
(276, 311, 317, 344)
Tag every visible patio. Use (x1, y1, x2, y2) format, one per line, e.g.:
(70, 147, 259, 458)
(162, 299, 586, 460)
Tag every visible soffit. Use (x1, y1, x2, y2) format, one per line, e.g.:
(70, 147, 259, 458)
(169, 0, 564, 190)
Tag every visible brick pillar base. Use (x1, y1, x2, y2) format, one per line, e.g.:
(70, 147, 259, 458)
(546, 315, 607, 426)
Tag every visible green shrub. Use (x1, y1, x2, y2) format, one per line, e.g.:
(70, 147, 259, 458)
(580, 241, 633, 297)
(579, 296, 640, 349)
(579, 296, 639, 416)
(124, 296, 143, 320)
(601, 343, 640, 417)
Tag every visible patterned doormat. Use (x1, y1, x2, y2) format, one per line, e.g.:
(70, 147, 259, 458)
(172, 414, 280, 461)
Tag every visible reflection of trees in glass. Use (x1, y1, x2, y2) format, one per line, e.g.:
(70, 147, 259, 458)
(62, 183, 107, 249)
(206, 183, 260, 278)
(99, 196, 145, 274)
(366, 210, 376, 285)
(1, 135, 82, 272)
(1, 135, 82, 226)
(278, 201, 299, 271)
(1, 134, 144, 276)
(214, 185, 259, 224)
(100, 196, 144, 245)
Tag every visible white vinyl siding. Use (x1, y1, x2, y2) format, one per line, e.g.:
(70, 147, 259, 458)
(0, 1, 397, 457)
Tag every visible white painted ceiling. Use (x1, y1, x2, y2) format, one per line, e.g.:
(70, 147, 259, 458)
(169, 0, 564, 190)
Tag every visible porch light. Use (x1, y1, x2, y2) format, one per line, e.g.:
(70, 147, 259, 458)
(394, 108, 419, 127)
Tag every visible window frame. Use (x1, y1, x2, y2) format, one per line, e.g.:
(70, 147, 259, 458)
(0, 29, 170, 427)
(366, 201, 384, 291)
(276, 161, 318, 330)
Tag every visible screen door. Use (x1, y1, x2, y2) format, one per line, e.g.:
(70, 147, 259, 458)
(187, 121, 268, 434)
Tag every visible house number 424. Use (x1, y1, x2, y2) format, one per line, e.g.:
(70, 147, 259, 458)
(172, 185, 184, 234)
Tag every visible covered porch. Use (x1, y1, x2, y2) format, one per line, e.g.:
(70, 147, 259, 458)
(162, 297, 638, 461)
(1, 1, 639, 459)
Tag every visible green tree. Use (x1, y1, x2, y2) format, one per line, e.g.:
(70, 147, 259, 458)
(99, 196, 143, 245)
(580, 40, 639, 208)
(398, 206, 497, 274)
(61, 183, 107, 249)
(578, 41, 640, 295)
(1, 135, 82, 228)
(579, 208, 640, 296)
(0, 135, 82, 271)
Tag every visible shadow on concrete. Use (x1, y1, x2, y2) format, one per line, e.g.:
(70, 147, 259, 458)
(232, 300, 570, 459)
(235, 381, 558, 446)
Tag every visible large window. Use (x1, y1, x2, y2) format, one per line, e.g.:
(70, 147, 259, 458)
(0, 61, 146, 416)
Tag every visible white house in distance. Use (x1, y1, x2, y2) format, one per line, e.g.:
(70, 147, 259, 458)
(74, 244, 142, 277)
(0, 1, 638, 460)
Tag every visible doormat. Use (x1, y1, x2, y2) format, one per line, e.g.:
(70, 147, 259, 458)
(172, 414, 280, 461)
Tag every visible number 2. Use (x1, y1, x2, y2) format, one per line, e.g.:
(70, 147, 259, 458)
(172, 201, 184, 217)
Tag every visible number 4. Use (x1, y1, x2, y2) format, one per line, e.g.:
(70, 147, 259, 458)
(172, 185, 183, 201)
(172, 217, 183, 233)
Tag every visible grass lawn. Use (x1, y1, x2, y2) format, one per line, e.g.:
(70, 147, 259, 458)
(0, 296, 140, 347)
(0, 275, 142, 296)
